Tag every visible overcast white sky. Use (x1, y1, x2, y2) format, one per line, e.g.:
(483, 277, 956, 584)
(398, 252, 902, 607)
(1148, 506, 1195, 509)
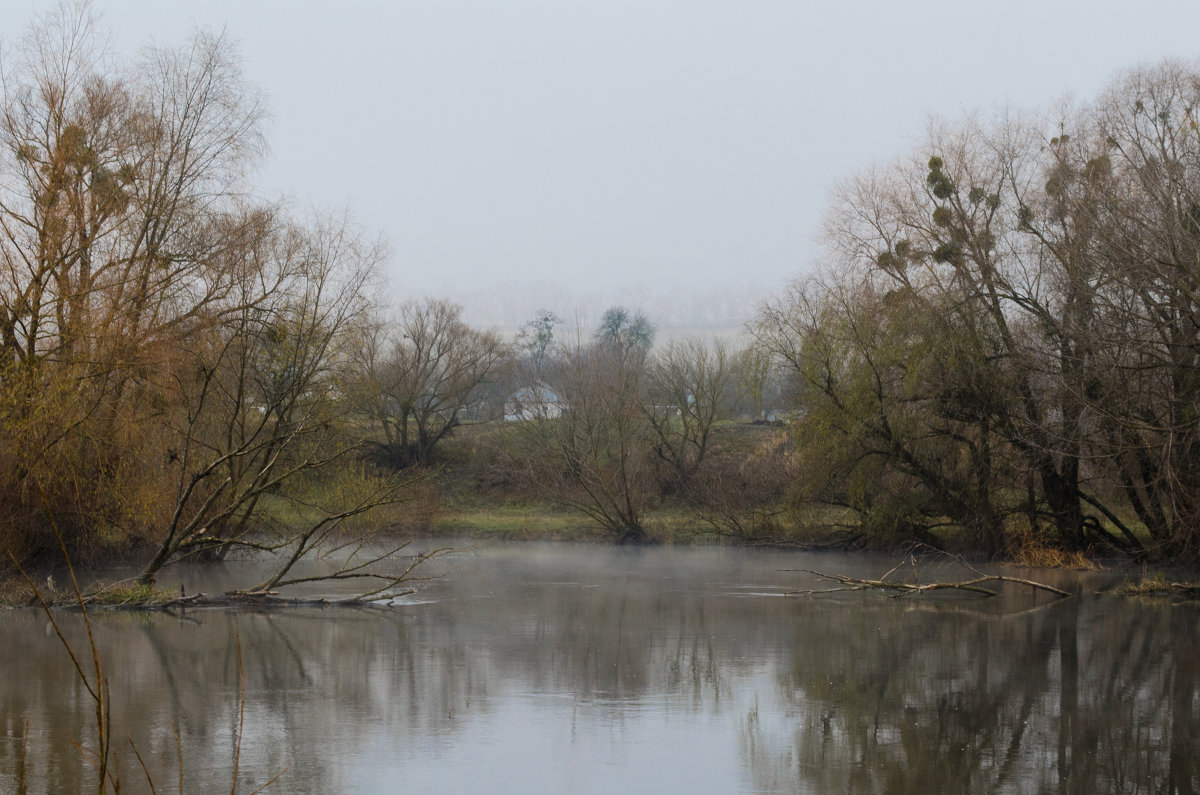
(4, 0, 1200, 328)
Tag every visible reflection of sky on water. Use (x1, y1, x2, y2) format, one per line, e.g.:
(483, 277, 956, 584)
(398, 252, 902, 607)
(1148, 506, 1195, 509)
(1, 543, 1194, 793)
(346, 687, 762, 794)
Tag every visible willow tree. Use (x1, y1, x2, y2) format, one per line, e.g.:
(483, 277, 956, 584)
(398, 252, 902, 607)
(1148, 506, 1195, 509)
(757, 267, 1018, 551)
(0, 3, 271, 558)
(135, 214, 420, 586)
(0, 4, 426, 591)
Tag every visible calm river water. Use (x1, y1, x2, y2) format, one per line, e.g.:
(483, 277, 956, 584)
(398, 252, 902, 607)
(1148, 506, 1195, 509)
(1, 542, 1197, 793)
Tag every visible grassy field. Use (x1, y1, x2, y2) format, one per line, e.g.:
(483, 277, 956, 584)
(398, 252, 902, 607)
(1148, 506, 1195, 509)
(417, 419, 793, 544)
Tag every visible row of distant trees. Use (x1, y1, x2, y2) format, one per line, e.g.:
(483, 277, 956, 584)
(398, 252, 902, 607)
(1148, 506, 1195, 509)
(352, 300, 788, 543)
(333, 58, 1200, 563)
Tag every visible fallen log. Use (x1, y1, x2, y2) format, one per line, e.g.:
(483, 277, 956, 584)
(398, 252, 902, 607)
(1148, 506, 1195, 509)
(155, 590, 416, 609)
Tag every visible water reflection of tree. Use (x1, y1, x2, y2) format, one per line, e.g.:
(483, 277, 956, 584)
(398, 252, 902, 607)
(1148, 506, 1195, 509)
(0, 551, 766, 789)
(3, 552, 1198, 793)
(739, 597, 1200, 794)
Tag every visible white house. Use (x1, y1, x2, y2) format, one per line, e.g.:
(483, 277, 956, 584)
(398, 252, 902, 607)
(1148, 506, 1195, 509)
(504, 382, 566, 421)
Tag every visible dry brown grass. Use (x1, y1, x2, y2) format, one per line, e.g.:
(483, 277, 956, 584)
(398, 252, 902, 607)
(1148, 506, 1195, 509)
(0, 573, 36, 606)
(1008, 533, 1102, 570)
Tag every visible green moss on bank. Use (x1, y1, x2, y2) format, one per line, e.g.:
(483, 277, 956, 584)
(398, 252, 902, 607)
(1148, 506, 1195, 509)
(0, 574, 178, 608)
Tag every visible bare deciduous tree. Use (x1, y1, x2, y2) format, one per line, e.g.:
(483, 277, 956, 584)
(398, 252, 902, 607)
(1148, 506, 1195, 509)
(356, 298, 508, 466)
(136, 213, 415, 586)
(754, 59, 1200, 559)
(645, 337, 736, 489)
(515, 309, 559, 377)
(506, 336, 655, 543)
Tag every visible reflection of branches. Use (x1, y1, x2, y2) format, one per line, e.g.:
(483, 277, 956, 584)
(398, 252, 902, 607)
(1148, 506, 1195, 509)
(10, 497, 287, 791)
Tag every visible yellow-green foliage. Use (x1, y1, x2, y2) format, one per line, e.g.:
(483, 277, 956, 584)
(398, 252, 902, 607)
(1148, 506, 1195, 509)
(779, 277, 1018, 550)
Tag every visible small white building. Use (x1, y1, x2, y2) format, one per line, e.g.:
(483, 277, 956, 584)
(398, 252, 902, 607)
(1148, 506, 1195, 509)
(504, 383, 566, 421)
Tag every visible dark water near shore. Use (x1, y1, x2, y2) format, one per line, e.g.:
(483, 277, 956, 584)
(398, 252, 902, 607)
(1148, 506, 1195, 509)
(1, 543, 1197, 793)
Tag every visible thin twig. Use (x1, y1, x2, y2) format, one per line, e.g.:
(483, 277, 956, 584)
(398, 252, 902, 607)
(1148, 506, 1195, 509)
(130, 734, 157, 794)
(246, 766, 291, 794)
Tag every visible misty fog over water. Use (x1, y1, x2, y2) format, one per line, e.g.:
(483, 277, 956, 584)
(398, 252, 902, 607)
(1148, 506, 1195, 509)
(3, 544, 1194, 793)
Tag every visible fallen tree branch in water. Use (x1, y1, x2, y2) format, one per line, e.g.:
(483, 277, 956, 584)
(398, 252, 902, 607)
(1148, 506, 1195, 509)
(788, 570, 1070, 598)
(786, 552, 1071, 599)
(155, 591, 416, 609)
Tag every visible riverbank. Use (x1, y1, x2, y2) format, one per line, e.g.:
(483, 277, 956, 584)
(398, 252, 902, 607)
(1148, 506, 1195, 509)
(2, 420, 1190, 608)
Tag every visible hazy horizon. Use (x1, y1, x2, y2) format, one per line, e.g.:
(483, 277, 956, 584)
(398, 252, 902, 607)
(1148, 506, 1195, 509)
(4, 0, 1200, 331)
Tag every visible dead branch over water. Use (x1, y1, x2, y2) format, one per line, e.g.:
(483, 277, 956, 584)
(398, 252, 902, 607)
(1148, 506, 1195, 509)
(786, 555, 1071, 599)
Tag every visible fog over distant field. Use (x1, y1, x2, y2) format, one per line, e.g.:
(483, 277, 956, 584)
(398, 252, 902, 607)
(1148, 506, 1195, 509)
(5, 0, 1200, 331)
(452, 282, 766, 337)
